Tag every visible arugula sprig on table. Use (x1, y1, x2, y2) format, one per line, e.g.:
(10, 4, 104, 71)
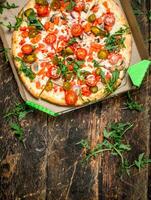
(77, 122, 133, 164)
(78, 122, 151, 176)
(124, 92, 144, 112)
(0, 16, 23, 31)
(0, 47, 10, 63)
(4, 103, 34, 142)
(0, 2, 18, 14)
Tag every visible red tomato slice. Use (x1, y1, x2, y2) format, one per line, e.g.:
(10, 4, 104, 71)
(86, 74, 97, 87)
(46, 66, 61, 79)
(65, 90, 78, 105)
(21, 44, 33, 55)
(81, 85, 91, 97)
(36, 4, 49, 17)
(74, 2, 85, 12)
(45, 33, 57, 45)
(71, 24, 83, 37)
(76, 48, 87, 60)
(108, 53, 122, 65)
(104, 13, 115, 27)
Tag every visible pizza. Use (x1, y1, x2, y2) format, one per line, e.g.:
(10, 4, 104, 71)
(12, 0, 132, 106)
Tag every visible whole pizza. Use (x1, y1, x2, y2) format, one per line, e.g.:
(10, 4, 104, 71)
(12, 0, 132, 106)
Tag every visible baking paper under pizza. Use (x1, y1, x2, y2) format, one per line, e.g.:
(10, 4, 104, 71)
(12, 0, 132, 106)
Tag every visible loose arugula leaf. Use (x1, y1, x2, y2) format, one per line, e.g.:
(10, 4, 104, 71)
(4, 102, 33, 120)
(0, 17, 23, 31)
(10, 123, 24, 142)
(0, 2, 18, 14)
(15, 57, 35, 80)
(134, 153, 151, 171)
(78, 122, 133, 164)
(0, 47, 10, 63)
(125, 92, 144, 112)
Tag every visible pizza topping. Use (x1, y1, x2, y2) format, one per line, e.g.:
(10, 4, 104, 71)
(88, 14, 96, 23)
(104, 13, 115, 27)
(90, 86, 98, 93)
(21, 44, 33, 55)
(46, 66, 61, 79)
(71, 24, 83, 37)
(65, 90, 78, 105)
(63, 81, 71, 91)
(91, 26, 106, 37)
(98, 50, 109, 59)
(15, 57, 35, 80)
(45, 33, 57, 44)
(76, 48, 87, 60)
(24, 9, 43, 30)
(74, 2, 85, 12)
(86, 74, 97, 87)
(64, 47, 74, 55)
(108, 53, 122, 65)
(23, 54, 37, 64)
(45, 81, 53, 91)
(81, 85, 91, 97)
(35, 4, 50, 17)
(50, 0, 61, 10)
(35, 0, 48, 6)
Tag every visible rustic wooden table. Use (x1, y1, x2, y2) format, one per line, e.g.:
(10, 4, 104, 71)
(0, 1, 150, 200)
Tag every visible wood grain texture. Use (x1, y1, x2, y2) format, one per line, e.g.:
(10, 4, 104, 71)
(0, 0, 150, 200)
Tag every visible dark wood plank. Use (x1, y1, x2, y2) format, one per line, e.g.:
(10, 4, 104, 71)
(0, 40, 48, 199)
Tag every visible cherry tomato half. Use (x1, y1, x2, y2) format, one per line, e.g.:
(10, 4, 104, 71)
(74, 3, 85, 12)
(45, 33, 57, 45)
(86, 74, 97, 87)
(65, 90, 78, 105)
(71, 24, 83, 37)
(76, 48, 87, 60)
(46, 66, 61, 79)
(108, 53, 122, 65)
(21, 44, 33, 55)
(104, 13, 115, 27)
(81, 85, 91, 97)
(36, 4, 49, 17)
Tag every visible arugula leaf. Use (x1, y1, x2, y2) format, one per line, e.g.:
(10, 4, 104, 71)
(15, 57, 35, 80)
(106, 70, 119, 93)
(125, 92, 144, 112)
(0, 47, 10, 63)
(105, 26, 130, 52)
(0, 2, 18, 14)
(0, 16, 23, 31)
(27, 9, 43, 30)
(67, 37, 77, 46)
(92, 60, 101, 68)
(134, 153, 151, 171)
(10, 123, 24, 141)
(65, 0, 76, 11)
(4, 102, 33, 120)
(78, 122, 133, 164)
